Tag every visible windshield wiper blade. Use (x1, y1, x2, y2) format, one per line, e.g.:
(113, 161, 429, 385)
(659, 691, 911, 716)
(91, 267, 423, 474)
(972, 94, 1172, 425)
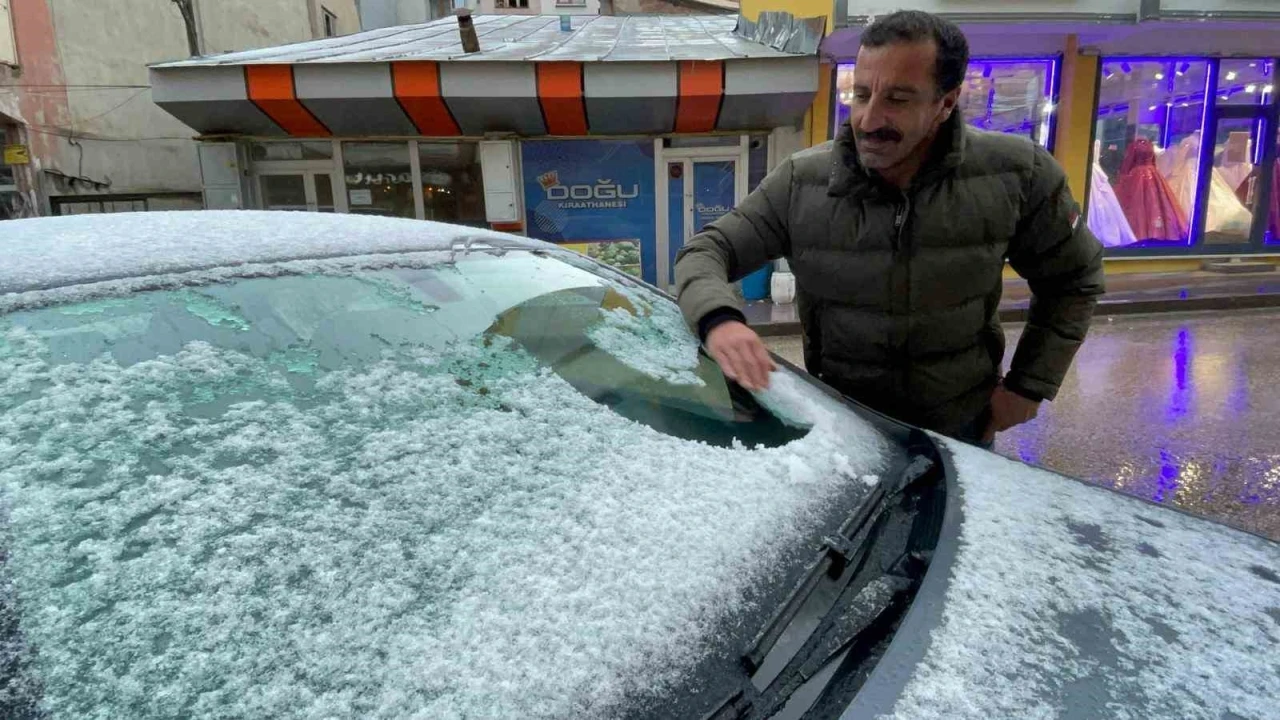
(700, 440, 940, 720)
(743, 452, 935, 674)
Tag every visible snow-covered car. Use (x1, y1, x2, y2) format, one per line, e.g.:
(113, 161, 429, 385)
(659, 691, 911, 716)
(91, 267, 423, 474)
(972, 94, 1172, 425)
(0, 212, 1276, 720)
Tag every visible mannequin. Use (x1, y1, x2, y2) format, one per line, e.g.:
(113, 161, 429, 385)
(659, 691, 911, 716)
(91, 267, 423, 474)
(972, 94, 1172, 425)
(1089, 139, 1139, 247)
(1165, 132, 1253, 237)
(1115, 137, 1189, 242)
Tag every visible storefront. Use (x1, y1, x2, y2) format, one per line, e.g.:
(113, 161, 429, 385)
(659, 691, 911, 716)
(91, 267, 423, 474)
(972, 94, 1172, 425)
(149, 13, 820, 290)
(815, 0, 1280, 263)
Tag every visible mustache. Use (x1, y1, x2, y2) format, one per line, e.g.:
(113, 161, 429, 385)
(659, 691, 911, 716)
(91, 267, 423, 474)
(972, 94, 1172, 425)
(856, 128, 903, 143)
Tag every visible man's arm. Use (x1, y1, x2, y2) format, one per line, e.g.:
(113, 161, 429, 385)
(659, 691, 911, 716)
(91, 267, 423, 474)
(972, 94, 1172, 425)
(674, 156, 795, 389)
(1004, 145, 1106, 404)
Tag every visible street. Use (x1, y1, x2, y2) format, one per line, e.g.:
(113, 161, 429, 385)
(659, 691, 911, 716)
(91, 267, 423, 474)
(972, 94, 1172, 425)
(766, 309, 1280, 541)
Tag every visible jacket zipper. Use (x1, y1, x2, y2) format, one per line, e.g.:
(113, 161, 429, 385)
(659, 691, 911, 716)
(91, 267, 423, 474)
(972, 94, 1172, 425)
(894, 193, 912, 399)
(893, 195, 911, 248)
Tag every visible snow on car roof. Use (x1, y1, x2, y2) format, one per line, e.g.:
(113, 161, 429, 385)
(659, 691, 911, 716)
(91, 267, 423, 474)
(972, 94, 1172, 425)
(0, 211, 535, 295)
(875, 439, 1280, 720)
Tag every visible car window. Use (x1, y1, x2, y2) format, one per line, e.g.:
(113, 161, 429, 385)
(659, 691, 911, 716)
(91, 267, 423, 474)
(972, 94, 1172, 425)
(0, 250, 888, 719)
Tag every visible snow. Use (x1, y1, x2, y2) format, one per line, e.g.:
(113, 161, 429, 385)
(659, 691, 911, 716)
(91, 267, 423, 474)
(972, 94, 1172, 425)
(879, 439, 1280, 720)
(587, 282, 704, 386)
(0, 261, 890, 719)
(0, 210, 530, 295)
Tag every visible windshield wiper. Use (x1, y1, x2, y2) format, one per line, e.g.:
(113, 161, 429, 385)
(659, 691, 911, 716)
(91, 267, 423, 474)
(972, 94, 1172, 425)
(699, 432, 943, 720)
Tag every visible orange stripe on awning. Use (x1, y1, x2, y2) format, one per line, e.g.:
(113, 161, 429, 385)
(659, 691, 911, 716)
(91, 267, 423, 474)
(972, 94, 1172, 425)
(674, 61, 723, 134)
(536, 62, 588, 136)
(244, 65, 330, 137)
(391, 61, 461, 136)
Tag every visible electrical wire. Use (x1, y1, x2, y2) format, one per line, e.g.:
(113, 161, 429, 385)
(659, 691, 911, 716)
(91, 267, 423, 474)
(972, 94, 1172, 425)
(0, 83, 152, 90)
(24, 126, 194, 143)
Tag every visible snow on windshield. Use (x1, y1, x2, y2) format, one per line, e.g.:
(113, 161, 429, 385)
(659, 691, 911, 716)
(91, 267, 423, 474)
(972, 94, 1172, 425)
(880, 440, 1280, 720)
(586, 282, 704, 386)
(0, 266, 889, 719)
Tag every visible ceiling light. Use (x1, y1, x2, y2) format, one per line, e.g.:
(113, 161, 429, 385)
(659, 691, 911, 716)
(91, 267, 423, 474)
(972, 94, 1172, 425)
(1155, 72, 1165, 80)
(1246, 84, 1258, 93)
(1226, 71, 1238, 81)
(1266, 84, 1275, 94)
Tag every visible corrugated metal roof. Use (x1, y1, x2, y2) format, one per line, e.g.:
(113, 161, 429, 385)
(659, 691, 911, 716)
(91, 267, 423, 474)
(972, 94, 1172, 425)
(151, 14, 810, 68)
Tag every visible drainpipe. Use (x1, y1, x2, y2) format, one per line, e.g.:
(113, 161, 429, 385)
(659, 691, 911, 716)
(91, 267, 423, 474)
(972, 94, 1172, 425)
(456, 9, 480, 54)
(171, 0, 201, 56)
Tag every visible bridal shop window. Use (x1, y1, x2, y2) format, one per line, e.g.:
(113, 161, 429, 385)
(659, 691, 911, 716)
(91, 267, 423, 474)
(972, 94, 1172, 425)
(833, 58, 1058, 148)
(1089, 60, 1211, 249)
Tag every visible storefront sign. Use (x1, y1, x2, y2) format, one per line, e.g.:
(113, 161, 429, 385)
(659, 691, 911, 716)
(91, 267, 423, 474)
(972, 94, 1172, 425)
(348, 188, 373, 206)
(346, 171, 412, 186)
(3, 144, 30, 165)
(521, 140, 657, 283)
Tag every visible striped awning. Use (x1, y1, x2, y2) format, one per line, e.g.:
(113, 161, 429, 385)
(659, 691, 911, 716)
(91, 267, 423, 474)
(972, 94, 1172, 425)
(149, 15, 820, 138)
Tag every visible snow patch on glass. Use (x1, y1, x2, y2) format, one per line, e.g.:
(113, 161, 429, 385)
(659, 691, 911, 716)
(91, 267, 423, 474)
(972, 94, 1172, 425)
(882, 440, 1280, 720)
(586, 283, 704, 386)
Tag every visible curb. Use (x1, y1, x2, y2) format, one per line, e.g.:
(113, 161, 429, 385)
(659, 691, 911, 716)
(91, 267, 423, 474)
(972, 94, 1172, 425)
(752, 293, 1280, 337)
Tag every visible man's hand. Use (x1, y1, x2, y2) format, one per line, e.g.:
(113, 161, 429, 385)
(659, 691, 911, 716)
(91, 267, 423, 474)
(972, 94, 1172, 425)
(706, 321, 776, 391)
(983, 383, 1041, 444)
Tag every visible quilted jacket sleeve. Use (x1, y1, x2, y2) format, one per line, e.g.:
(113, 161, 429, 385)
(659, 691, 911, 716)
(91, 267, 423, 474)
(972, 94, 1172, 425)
(1004, 145, 1107, 402)
(673, 157, 794, 330)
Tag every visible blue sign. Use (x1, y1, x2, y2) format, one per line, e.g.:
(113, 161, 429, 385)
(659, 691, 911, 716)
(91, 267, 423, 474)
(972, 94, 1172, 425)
(522, 140, 657, 284)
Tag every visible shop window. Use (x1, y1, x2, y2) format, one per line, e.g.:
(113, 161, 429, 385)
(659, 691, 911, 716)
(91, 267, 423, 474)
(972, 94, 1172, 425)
(1217, 59, 1274, 108)
(343, 142, 415, 219)
(419, 142, 487, 227)
(1089, 60, 1211, 250)
(834, 58, 1057, 148)
(0, 0, 16, 66)
(250, 141, 333, 162)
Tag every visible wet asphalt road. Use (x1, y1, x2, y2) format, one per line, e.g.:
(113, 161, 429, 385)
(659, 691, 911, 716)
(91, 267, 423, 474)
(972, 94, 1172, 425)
(765, 309, 1280, 542)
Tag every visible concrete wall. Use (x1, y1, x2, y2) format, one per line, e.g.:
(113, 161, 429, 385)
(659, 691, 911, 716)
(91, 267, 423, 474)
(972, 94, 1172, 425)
(477, 0, 600, 16)
(0, 0, 360, 214)
(194, 0, 359, 54)
(360, 0, 464, 29)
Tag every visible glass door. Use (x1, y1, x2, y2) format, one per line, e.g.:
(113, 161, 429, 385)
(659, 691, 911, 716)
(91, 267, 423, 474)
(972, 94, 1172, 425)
(1200, 114, 1269, 247)
(665, 157, 739, 287)
(257, 172, 335, 213)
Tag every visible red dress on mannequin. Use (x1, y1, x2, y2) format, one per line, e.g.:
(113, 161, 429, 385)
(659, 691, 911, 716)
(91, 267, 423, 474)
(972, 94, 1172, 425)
(1115, 138, 1189, 242)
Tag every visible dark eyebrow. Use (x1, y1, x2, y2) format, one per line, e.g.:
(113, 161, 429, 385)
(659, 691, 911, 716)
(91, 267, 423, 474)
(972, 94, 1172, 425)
(850, 83, 922, 96)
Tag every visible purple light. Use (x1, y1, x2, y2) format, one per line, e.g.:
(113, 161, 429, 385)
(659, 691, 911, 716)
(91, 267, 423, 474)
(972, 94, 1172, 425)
(1253, 118, 1264, 166)
(1183, 63, 1215, 246)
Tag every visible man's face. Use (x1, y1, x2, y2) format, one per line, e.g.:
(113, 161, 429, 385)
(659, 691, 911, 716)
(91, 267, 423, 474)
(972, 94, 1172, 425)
(849, 41, 959, 172)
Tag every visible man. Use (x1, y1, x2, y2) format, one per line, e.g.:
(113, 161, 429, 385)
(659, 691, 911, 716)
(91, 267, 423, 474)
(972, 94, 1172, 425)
(674, 10, 1105, 447)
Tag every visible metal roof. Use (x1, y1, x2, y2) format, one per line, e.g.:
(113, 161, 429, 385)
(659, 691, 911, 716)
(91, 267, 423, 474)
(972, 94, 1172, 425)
(152, 14, 807, 68)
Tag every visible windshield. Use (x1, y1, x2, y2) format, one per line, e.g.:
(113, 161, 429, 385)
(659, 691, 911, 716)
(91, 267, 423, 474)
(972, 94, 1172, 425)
(0, 250, 889, 719)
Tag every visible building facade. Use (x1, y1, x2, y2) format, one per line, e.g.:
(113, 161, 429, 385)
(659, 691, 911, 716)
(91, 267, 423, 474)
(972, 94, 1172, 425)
(149, 13, 816, 293)
(0, 0, 358, 220)
(788, 0, 1280, 264)
(358, 0, 463, 29)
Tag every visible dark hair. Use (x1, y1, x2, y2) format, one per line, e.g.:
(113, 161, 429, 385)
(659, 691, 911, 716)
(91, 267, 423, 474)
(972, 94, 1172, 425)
(860, 10, 969, 97)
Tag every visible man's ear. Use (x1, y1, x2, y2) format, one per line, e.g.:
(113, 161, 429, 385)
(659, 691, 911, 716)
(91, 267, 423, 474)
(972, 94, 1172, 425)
(939, 87, 961, 120)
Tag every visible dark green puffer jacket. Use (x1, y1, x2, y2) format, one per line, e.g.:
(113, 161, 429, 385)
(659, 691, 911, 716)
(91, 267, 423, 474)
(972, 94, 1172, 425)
(674, 113, 1106, 436)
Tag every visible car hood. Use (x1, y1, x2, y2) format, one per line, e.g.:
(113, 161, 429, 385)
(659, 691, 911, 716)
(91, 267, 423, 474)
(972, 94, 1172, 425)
(844, 438, 1280, 720)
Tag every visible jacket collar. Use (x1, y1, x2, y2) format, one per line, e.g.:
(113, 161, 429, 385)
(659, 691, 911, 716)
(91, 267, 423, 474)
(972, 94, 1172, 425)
(828, 110, 967, 197)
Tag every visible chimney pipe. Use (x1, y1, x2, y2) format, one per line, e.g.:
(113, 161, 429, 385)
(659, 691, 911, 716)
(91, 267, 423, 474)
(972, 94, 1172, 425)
(456, 9, 480, 54)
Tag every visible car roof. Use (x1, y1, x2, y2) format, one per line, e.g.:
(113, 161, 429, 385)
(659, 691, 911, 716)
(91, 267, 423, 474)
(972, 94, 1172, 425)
(0, 211, 545, 296)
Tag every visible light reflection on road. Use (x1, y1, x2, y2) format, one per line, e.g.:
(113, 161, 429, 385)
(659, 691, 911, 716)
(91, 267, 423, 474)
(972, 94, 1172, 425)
(999, 310, 1280, 541)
